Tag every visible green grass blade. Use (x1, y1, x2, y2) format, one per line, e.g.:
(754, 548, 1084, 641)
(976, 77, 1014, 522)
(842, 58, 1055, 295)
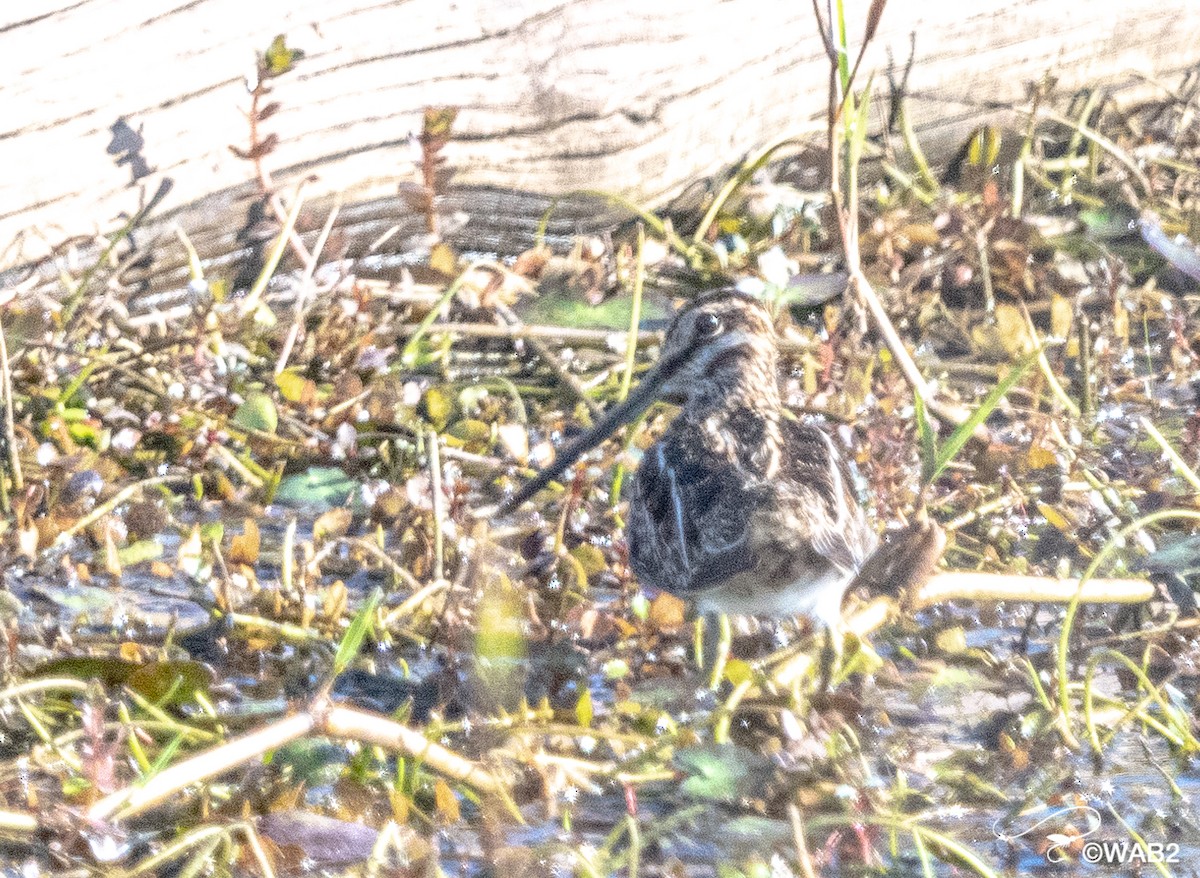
(691, 132, 813, 245)
(912, 381, 938, 485)
(914, 825, 1001, 878)
(927, 347, 1041, 485)
(847, 75, 875, 168)
(333, 588, 383, 676)
(145, 732, 187, 780)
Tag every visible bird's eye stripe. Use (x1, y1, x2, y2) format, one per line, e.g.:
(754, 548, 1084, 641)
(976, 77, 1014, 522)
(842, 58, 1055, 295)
(703, 342, 754, 376)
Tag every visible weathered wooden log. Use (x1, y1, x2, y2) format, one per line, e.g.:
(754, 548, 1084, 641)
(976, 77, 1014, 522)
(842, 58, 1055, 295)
(2, 0, 1197, 293)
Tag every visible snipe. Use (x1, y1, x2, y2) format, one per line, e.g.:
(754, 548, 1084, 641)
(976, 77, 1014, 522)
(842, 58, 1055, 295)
(498, 288, 877, 629)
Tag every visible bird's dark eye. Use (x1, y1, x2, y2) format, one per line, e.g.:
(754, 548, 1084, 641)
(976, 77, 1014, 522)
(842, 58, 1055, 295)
(695, 312, 722, 338)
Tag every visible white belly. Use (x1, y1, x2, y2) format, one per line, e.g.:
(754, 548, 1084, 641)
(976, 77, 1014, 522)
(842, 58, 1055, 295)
(692, 566, 853, 629)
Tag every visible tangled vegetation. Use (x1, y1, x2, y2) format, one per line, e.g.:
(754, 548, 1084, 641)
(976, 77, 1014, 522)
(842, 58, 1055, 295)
(0, 17, 1198, 878)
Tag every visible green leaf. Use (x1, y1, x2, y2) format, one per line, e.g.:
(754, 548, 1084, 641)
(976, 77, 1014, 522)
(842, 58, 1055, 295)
(127, 661, 213, 706)
(333, 589, 382, 676)
(964, 125, 1001, 168)
(602, 659, 629, 680)
(200, 521, 225, 544)
(927, 347, 1041, 484)
(145, 732, 186, 779)
(846, 75, 875, 167)
(274, 466, 359, 508)
(675, 744, 772, 804)
(32, 657, 212, 706)
(115, 539, 164, 567)
(62, 777, 91, 797)
(575, 687, 594, 728)
(232, 392, 278, 435)
(1077, 205, 1138, 241)
(629, 591, 650, 621)
(420, 388, 453, 430)
(270, 739, 351, 788)
(516, 290, 673, 331)
(275, 369, 310, 403)
(263, 34, 299, 75)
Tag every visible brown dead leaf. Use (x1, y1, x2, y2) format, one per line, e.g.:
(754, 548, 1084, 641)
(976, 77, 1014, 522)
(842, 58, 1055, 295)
(972, 304, 1035, 361)
(229, 519, 261, 566)
(433, 778, 461, 823)
(1027, 443, 1057, 470)
(103, 526, 122, 578)
(569, 606, 621, 642)
(323, 580, 348, 621)
(897, 223, 941, 249)
(648, 594, 686, 633)
(1050, 293, 1073, 341)
(327, 373, 365, 420)
(313, 507, 352, 541)
(213, 471, 238, 501)
(1113, 300, 1130, 342)
(429, 241, 458, 277)
(178, 525, 202, 576)
(998, 731, 1030, 769)
(390, 787, 411, 823)
(512, 244, 553, 279)
(370, 487, 408, 525)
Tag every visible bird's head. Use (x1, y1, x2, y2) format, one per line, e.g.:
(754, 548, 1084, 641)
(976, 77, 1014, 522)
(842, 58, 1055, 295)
(655, 289, 780, 411)
(490, 289, 780, 516)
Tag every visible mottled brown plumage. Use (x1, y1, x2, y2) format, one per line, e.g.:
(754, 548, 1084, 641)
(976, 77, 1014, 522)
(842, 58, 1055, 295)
(498, 288, 876, 627)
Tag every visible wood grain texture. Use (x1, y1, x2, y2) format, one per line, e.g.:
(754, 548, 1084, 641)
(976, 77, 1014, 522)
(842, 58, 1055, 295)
(2, 0, 1198, 275)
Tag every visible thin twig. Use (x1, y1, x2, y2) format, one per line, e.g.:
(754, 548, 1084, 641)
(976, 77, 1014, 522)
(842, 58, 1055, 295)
(0, 309, 21, 496)
(620, 224, 647, 402)
(1029, 106, 1153, 194)
(789, 804, 819, 878)
(86, 697, 509, 823)
(399, 259, 489, 364)
(228, 612, 325, 645)
(88, 712, 317, 821)
(1018, 298, 1080, 417)
(1140, 416, 1200, 492)
(910, 571, 1154, 609)
(847, 267, 978, 434)
(332, 537, 422, 591)
(819, 1, 978, 439)
(240, 181, 307, 318)
(772, 597, 894, 686)
(395, 321, 661, 347)
(428, 428, 445, 584)
(381, 578, 449, 627)
(322, 705, 507, 793)
(173, 223, 205, 283)
(52, 474, 189, 548)
(495, 303, 603, 419)
(210, 443, 266, 489)
(276, 199, 341, 375)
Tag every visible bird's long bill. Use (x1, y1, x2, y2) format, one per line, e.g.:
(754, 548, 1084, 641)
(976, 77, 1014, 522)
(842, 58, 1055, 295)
(496, 350, 687, 515)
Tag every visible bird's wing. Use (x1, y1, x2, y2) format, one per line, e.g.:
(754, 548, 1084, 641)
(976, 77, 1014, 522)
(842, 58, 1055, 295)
(627, 435, 761, 596)
(780, 420, 877, 574)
